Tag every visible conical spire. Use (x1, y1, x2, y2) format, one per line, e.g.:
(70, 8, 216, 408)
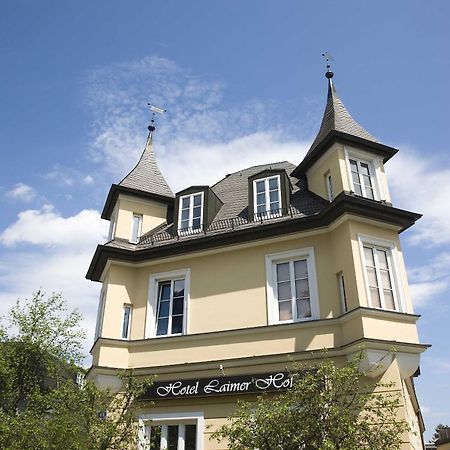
(306, 72, 378, 157)
(118, 132, 174, 198)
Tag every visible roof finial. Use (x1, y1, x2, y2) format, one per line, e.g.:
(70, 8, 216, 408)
(322, 52, 334, 82)
(146, 103, 167, 133)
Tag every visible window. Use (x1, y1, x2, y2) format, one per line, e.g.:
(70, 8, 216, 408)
(253, 175, 281, 218)
(130, 213, 142, 243)
(265, 248, 319, 324)
(121, 304, 132, 339)
(146, 269, 190, 338)
(325, 172, 334, 201)
(108, 210, 117, 241)
(178, 193, 204, 233)
(344, 147, 385, 201)
(94, 290, 106, 339)
(139, 412, 204, 450)
(359, 235, 404, 312)
(337, 272, 348, 313)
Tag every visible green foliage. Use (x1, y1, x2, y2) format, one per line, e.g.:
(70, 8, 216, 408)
(0, 291, 153, 450)
(212, 355, 409, 450)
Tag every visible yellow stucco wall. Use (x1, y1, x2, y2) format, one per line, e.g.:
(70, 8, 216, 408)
(113, 194, 167, 241)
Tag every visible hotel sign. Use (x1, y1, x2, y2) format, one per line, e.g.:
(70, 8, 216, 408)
(141, 372, 294, 400)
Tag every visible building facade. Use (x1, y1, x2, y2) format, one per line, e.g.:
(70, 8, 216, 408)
(87, 70, 428, 450)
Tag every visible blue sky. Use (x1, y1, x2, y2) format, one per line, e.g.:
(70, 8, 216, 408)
(0, 0, 448, 440)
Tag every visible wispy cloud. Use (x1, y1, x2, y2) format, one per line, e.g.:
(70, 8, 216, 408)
(5, 183, 36, 203)
(85, 55, 316, 189)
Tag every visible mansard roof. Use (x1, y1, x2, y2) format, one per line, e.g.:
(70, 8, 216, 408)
(101, 133, 174, 220)
(291, 74, 398, 178)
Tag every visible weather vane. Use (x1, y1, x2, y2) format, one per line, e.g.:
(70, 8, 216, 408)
(322, 52, 334, 79)
(147, 103, 166, 132)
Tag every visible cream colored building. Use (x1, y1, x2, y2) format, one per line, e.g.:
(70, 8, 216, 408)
(87, 69, 429, 450)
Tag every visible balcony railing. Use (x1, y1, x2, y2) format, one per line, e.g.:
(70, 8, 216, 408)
(139, 207, 306, 247)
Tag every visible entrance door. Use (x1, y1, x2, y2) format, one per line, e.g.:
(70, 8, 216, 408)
(146, 423, 197, 450)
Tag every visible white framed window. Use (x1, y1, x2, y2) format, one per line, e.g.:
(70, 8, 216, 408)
(94, 289, 106, 339)
(325, 172, 334, 202)
(253, 175, 282, 218)
(178, 192, 204, 233)
(358, 235, 405, 312)
(108, 209, 117, 241)
(130, 213, 142, 243)
(121, 304, 132, 339)
(344, 147, 384, 201)
(139, 412, 204, 450)
(265, 248, 320, 324)
(337, 272, 348, 313)
(146, 269, 190, 338)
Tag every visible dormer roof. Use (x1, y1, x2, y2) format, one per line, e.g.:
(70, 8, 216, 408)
(291, 73, 398, 178)
(101, 132, 174, 220)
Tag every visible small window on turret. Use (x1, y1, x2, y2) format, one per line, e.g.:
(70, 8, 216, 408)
(130, 213, 142, 244)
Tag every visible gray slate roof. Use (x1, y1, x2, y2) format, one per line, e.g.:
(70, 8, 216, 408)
(307, 78, 378, 156)
(119, 133, 174, 198)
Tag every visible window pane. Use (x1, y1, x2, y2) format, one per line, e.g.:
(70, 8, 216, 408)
(380, 269, 392, 290)
(383, 290, 396, 310)
(159, 283, 171, 300)
(294, 260, 308, 279)
(182, 197, 190, 208)
(364, 247, 375, 265)
(376, 249, 388, 269)
(276, 263, 290, 282)
(353, 182, 363, 196)
(270, 201, 279, 212)
(362, 173, 372, 188)
(180, 219, 189, 230)
(193, 206, 202, 218)
(158, 300, 170, 318)
(277, 281, 291, 301)
(256, 192, 265, 205)
(349, 159, 358, 171)
(171, 316, 183, 334)
(122, 306, 131, 339)
(185, 425, 197, 450)
(269, 190, 278, 202)
(192, 217, 201, 229)
(370, 287, 381, 308)
(365, 186, 375, 200)
(366, 267, 378, 287)
(257, 204, 265, 214)
(181, 209, 190, 220)
(278, 300, 292, 321)
(156, 318, 168, 336)
(268, 177, 278, 190)
(167, 425, 178, 450)
(360, 162, 370, 175)
(256, 180, 265, 193)
(295, 279, 310, 299)
(172, 298, 184, 315)
(193, 194, 202, 206)
(351, 171, 360, 185)
(149, 426, 161, 450)
(173, 280, 185, 297)
(296, 298, 311, 318)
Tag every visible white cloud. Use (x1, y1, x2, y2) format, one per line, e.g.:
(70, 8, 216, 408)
(83, 175, 94, 185)
(409, 280, 448, 308)
(387, 150, 450, 247)
(0, 205, 108, 360)
(86, 55, 316, 183)
(0, 204, 106, 249)
(5, 183, 36, 202)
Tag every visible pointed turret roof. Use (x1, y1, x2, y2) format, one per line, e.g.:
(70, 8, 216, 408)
(291, 70, 398, 178)
(118, 133, 174, 198)
(101, 131, 174, 220)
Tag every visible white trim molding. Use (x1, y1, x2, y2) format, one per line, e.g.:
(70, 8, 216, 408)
(357, 233, 406, 313)
(265, 247, 320, 325)
(145, 268, 191, 338)
(138, 411, 204, 450)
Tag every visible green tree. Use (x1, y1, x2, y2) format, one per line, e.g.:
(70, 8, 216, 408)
(0, 291, 153, 450)
(212, 355, 409, 450)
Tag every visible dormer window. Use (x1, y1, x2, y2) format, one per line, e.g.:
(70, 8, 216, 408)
(178, 192, 204, 233)
(253, 175, 282, 218)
